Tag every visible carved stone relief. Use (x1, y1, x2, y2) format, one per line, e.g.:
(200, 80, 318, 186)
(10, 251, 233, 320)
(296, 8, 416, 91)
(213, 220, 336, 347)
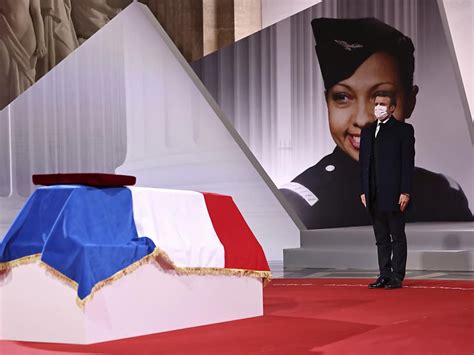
(0, 0, 130, 110)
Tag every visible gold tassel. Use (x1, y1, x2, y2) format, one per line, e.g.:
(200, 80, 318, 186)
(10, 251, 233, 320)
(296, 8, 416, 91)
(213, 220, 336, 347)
(75, 247, 271, 307)
(0, 254, 41, 270)
(76, 250, 163, 308)
(39, 261, 79, 290)
(152, 247, 272, 284)
(2, 247, 272, 307)
(174, 266, 272, 281)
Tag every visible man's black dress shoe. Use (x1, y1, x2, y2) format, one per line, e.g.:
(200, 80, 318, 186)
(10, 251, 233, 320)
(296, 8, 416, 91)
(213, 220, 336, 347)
(368, 276, 390, 289)
(384, 278, 402, 289)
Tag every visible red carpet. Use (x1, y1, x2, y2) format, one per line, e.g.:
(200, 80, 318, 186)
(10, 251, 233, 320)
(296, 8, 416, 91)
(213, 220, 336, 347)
(1, 278, 473, 354)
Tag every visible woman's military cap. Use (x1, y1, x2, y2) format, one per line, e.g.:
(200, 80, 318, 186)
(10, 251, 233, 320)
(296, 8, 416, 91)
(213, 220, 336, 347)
(311, 17, 415, 90)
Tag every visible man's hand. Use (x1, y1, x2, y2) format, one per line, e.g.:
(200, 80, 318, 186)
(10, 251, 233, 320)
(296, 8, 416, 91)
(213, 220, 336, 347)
(360, 194, 366, 208)
(399, 193, 410, 212)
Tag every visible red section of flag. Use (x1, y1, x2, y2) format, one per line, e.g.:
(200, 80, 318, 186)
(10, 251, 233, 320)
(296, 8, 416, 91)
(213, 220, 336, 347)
(202, 192, 270, 272)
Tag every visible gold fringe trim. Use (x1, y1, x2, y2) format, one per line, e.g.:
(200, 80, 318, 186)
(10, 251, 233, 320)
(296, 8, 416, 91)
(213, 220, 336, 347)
(76, 248, 164, 308)
(151, 247, 272, 285)
(174, 267, 272, 284)
(3, 247, 272, 308)
(39, 261, 79, 290)
(0, 254, 41, 270)
(76, 247, 272, 307)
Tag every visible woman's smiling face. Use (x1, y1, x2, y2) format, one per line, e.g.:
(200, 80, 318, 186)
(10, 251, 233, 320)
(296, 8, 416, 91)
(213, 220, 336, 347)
(326, 51, 414, 161)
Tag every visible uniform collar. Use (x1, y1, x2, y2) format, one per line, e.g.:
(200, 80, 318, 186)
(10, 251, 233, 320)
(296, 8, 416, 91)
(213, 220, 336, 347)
(332, 146, 359, 167)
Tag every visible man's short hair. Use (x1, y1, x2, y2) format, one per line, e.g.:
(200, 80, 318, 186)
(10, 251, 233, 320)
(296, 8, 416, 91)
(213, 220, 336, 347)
(375, 91, 397, 107)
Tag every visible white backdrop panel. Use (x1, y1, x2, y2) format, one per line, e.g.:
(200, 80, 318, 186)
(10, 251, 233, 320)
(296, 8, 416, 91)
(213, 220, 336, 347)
(0, 3, 300, 261)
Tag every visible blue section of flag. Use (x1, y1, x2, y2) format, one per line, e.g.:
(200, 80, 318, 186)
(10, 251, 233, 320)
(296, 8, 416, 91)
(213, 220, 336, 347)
(0, 185, 156, 300)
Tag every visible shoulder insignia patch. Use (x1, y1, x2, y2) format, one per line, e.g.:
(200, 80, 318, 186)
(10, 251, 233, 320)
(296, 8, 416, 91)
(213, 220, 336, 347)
(280, 182, 318, 206)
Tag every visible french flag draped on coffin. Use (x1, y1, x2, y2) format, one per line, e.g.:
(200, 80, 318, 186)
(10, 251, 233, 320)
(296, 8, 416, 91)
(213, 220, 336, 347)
(0, 181, 271, 306)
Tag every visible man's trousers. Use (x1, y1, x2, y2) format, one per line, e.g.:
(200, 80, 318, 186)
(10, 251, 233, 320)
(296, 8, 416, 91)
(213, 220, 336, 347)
(370, 205, 407, 280)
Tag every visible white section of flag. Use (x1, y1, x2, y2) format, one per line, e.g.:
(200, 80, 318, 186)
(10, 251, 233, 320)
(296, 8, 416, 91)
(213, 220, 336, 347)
(128, 187, 225, 268)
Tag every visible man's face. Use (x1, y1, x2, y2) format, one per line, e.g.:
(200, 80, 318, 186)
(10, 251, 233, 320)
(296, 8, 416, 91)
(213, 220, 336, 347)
(374, 96, 395, 120)
(325, 52, 416, 161)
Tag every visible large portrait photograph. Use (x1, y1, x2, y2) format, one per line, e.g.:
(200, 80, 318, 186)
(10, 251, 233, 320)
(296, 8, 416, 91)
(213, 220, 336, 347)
(192, 0, 473, 230)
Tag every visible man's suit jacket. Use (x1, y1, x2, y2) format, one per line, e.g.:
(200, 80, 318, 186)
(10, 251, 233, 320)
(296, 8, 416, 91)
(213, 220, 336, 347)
(359, 117, 415, 211)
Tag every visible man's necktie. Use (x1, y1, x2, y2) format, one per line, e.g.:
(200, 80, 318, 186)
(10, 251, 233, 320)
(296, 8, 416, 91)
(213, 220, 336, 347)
(375, 121, 382, 138)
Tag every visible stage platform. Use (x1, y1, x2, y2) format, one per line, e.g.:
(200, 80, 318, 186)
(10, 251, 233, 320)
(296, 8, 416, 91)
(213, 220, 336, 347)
(0, 262, 263, 344)
(284, 222, 474, 271)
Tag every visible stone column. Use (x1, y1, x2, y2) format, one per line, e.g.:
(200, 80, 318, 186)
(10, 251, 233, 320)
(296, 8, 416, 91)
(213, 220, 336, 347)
(234, 0, 262, 41)
(141, 0, 262, 62)
(141, 0, 204, 62)
(203, 0, 234, 57)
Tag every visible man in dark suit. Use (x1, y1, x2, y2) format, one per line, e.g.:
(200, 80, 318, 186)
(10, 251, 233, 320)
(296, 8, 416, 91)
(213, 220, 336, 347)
(360, 91, 415, 289)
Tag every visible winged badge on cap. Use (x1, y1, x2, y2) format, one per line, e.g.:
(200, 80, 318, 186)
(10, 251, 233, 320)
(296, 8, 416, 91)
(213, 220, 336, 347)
(334, 40, 364, 51)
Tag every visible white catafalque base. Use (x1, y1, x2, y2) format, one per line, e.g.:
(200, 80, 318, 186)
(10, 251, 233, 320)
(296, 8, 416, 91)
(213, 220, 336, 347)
(0, 263, 263, 344)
